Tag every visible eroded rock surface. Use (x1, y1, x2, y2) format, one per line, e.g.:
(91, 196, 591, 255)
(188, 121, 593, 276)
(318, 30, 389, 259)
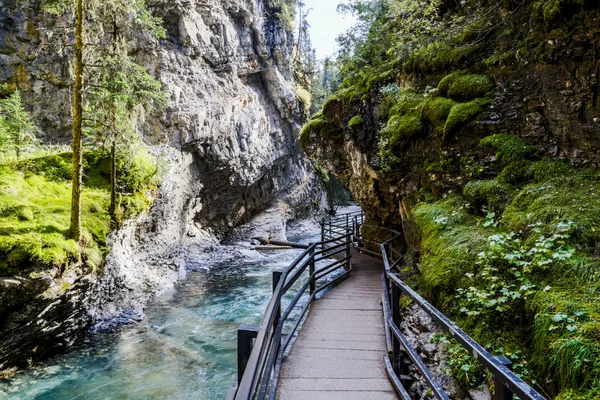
(0, 0, 322, 369)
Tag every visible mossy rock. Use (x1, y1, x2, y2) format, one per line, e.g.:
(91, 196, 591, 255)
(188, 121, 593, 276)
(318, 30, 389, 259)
(447, 75, 494, 102)
(422, 97, 457, 128)
(299, 117, 326, 150)
(348, 115, 364, 128)
(384, 113, 423, 157)
(497, 161, 531, 185)
(480, 134, 538, 163)
(299, 115, 343, 150)
(389, 92, 427, 118)
(463, 179, 514, 213)
(437, 73, 460, 97)
(443, 100, 485, 140)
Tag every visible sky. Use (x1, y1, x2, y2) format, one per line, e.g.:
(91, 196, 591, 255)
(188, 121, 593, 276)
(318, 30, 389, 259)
(300, 0, 357, 60)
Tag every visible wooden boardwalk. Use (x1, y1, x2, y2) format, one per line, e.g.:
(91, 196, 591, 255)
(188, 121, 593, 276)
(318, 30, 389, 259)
(277, 249, 398, 400)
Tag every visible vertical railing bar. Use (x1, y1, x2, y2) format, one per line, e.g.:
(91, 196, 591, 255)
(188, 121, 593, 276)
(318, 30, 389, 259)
(237, 324, 258, 385)
(495, 356, 514, 400)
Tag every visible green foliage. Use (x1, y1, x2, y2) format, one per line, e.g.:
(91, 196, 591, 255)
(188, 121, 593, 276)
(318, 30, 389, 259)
(422, 97, 457, 128)
(502, 169, 600, 251)
(463, 180, 513, 213)
(457, 220, 576, 319)
(415, 160, 600, 397)
(445, 75, 495, 102)
(481, 134, 538, 163)
(431, 333, 487, 387)
(0, 89, 36, 158)
(348, 115, 364, 128)
(384, 114, 423, 157)
(443, 100, 484, 140)
(0, 147, 158, 275)
(412, 197, 492, 292)
(265, 0, 296, 31)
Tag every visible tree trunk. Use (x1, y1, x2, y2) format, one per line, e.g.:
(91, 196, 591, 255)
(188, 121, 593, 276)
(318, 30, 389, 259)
(109, 107, 117, 225)
(69, 0, 84, 242)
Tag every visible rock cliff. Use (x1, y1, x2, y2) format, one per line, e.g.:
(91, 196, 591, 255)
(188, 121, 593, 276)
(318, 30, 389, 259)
(0, 0, 322, 369)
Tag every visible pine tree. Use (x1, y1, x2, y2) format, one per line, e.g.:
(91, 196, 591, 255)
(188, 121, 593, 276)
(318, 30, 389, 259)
(44, 0, 165, 236)
(0, 89, 36, 159)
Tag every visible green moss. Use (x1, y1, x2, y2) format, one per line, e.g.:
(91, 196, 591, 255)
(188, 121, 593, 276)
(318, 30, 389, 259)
(413, 196, 491, 292)
(463, 179, 514, 213)
(481, 134, 538, 163)
(383, 113, 423, 157)
(0, 148, 159, 275)
(389, 92, 427, 117)
(497, 161, 531, 185)
(421, 97, 457, 128)
(348, 115, 364, 128)
(533, 0, 585, 29)
(299, 116, 326, 150)
(443, 100, 484, 140)
(528, 159, 571, 182)
(445, 74, 494, 102)
(437, 74, 460, 97)
(502, 169, 600, 250)
(403, 42, 480, 75)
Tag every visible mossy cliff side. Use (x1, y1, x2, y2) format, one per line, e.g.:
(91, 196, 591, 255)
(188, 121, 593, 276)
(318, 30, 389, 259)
(301, 1, 600, 398)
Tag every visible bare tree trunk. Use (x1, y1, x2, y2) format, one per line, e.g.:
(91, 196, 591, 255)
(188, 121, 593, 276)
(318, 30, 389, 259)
(109, 106, 117, 225)
(70, 0, 84, 242)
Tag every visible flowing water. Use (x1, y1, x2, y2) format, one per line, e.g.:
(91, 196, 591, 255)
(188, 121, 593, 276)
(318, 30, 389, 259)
(0, 231, 321, 400)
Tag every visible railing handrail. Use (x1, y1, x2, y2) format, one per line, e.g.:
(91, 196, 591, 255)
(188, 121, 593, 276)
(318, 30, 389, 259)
(380, 242, 546, 400)
(232, 228, 353, 400)
(232, 209, 545, 400)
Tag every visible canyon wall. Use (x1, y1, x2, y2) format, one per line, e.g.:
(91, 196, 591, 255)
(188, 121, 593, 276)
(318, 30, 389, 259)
(0, 0, 322, 369)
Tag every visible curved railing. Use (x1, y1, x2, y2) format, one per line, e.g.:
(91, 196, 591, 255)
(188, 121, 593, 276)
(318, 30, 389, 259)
(378, 229, 547, 400)
(230, 209, 547, 400)
(228, 230, 353, 400)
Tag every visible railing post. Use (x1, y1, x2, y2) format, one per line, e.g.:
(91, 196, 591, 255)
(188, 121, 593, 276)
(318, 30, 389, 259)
(309, 245, 316, 296)
(494, 356, 514, 400)
(345, 229, 352, 271)
(391, 283, 401, 374)
(273, 271, 282, 329)
(237, 323, 258, 384)
(346, 213, 349, 231)
(320, 221, 325, 247)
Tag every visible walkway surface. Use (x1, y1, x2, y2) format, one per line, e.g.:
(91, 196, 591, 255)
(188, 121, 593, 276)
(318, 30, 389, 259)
(277, 249, 398, 400)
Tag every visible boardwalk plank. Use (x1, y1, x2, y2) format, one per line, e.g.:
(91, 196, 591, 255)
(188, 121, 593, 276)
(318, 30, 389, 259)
(277, 249, 398, 399)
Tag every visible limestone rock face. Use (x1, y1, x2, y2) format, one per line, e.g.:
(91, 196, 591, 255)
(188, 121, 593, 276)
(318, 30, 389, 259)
(0, 0, 322, 369)
(303, 30, 600, 235)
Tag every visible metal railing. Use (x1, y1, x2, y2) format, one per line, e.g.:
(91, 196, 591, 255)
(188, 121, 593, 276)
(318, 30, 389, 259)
(229, 230, 353, 400)
(378, 229, 547, 400)
(229, 209, 546, 400)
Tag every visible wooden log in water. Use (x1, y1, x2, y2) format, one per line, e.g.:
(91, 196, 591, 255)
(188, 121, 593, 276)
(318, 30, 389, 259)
(252, 238, 309, 249)
(252, 245, 295, 250)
